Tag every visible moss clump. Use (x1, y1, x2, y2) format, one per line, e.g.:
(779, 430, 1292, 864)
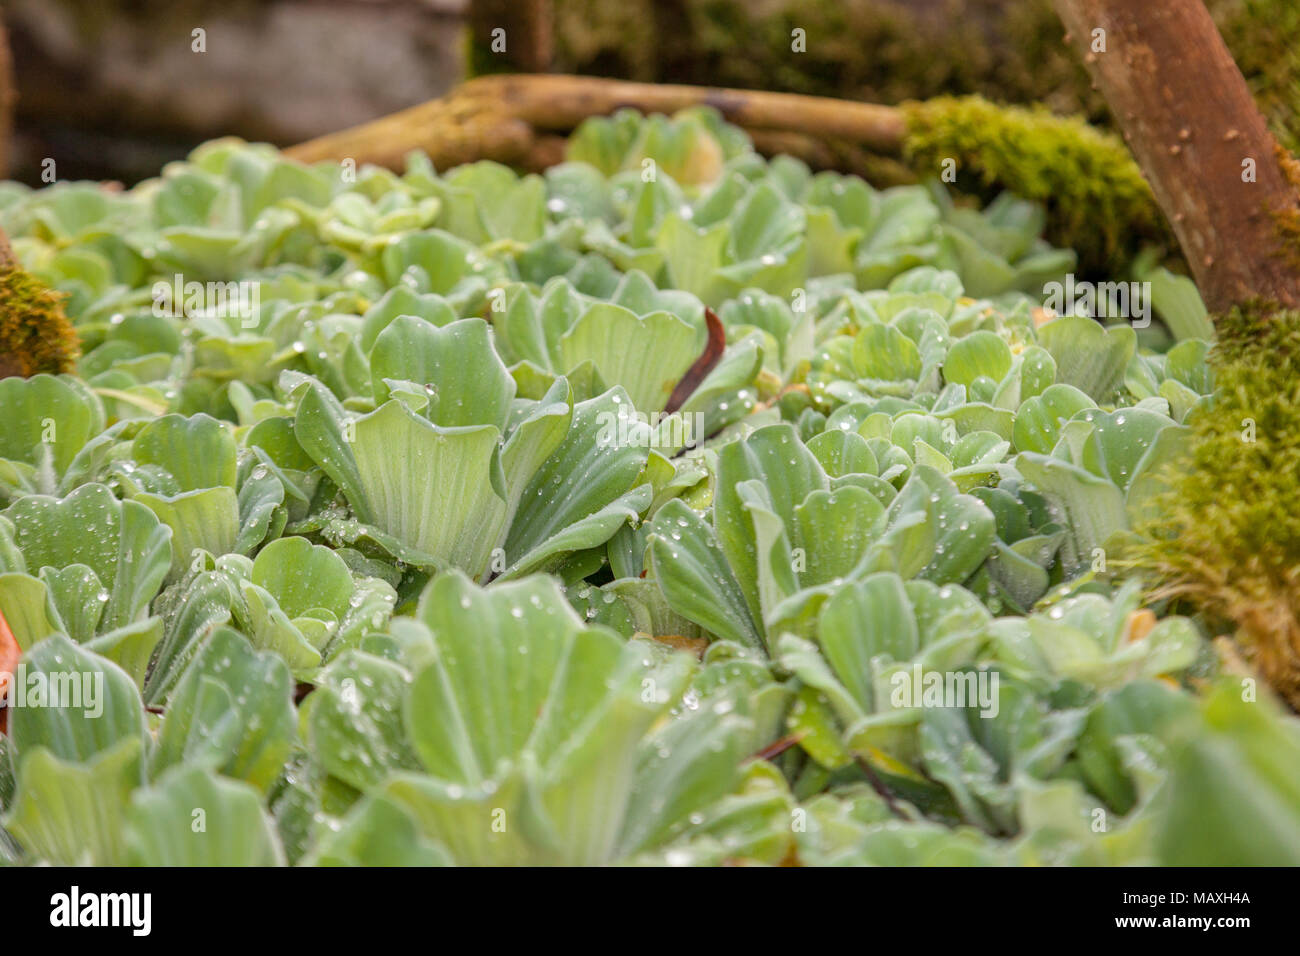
(0, 265, 80, 378)
(902, 96, 1171, 277)
(1131, 303, 1300, 707)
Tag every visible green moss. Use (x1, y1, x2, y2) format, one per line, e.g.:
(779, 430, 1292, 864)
(0, 265, 80, 378)
(1131, 303, 1300, 706)
(902, 96, 1171, 277)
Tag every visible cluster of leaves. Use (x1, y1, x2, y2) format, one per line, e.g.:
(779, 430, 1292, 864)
(0, 109, 1296, 866)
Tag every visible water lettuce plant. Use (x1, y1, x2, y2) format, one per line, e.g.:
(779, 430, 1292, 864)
(0, 108, 1294, 867)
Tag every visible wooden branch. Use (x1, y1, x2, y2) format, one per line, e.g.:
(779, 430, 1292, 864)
(484, 75, 908, 145)
(1054, 0, 1300, 311)
(286, 74, 907, 170)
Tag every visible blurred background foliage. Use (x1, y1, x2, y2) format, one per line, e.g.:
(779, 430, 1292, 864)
(5, 0, 1298, 185)
(537, 0, 1298, 153)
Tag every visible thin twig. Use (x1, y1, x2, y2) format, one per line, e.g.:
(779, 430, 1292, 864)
(749, 732, 805, 763)
(854, 753, 910, 820)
